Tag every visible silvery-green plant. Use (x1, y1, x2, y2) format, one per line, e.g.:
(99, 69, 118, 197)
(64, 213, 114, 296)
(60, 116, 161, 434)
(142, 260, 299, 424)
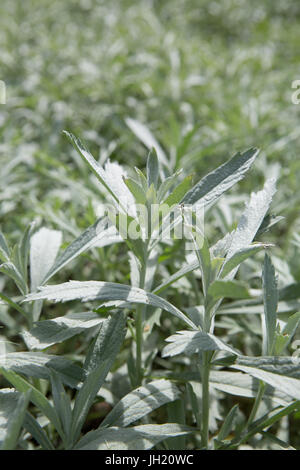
(0, 132, 299, 450)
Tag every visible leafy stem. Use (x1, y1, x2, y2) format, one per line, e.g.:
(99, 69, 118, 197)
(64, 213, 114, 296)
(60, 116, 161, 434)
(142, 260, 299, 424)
(135, 256, 147, 387)
(200, 350, 211, 449)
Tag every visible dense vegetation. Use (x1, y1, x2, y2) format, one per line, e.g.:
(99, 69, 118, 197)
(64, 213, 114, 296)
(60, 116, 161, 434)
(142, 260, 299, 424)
(1, 0, 300, 450)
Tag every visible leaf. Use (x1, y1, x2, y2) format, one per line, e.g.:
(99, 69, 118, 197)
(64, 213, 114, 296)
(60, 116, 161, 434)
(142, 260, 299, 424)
(153, 260, 199, 294)
(50, 370, 72, 442)
(0, 352, 83, 388)
(230, 364, 300, 401)
(24, 412, 55, 450)
(23, 312, 105, 350)
(101, 160, 136, 214)
(0, 262, 27, 295)
(134, 167, 148, 192)
(25, 280, 196, 329)
(157, 170, 182, 202)
(216, 404, 239, 444)
(114, 213, 146, 263)
(83, 313, 126, 375)
(236, 356, 300, 380)
(30, 227, 62, 291)
(210, 371, 292, 406)
(101, 379, 180, 428)
(70, 314, 126, 444)
(275, 312, 300, 354)
(163, 175, 193, 208)
(226, 179, 277, 264)
(63, 131, 126, 209)
(182, 148, 259, 207)
(43, 217, 120, 284)
(218, 300, 300, 316)
(146, 148, 159, 188)
(0, 370, 63, 437)
(221, 243, 270, 278)
(166, 398, 186, 450)
(123, 177, 146, 204)
(208, 280, 251, 300)
(0, 292, 29, 321)
(241, 401, 300, 446)
(263, 253, 278, 354)
(18, 222, 35, 284)
(0, 232, 10, 262)
(125, 117, 168, 167)
(0, 389, 31, 450)
(74, 423, 193, 450)
(162, 330, 239, 357)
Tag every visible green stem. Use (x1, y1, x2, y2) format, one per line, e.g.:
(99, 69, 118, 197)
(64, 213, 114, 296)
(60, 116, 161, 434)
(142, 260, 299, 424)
(135, 305, 143, 386)
(135, 261, 147, 387)
(200, 302, 212, 449)
(201, 351, 210, 449)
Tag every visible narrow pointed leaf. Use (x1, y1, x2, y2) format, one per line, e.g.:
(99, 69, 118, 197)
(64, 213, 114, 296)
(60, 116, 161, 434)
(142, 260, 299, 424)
(210, 371, 292, 406)
(0, 232, 10, 262)
(236, 356, 300, 379)
(182, 148, 259, 207)
(25, 281, 196, 329)
(226, 179, 277, 262)
(101, 379, 180, 428)
(30, 227, 62, 291)
(221, 244, 270, 278)
(24, 412, 55, 450)
(208, 280, 251, 300)
(0, 370, 63, 437)
(0, 352, 83, 387)
(23, 312, 104, 350)
(64, 131, 127, 210)
(43, 218, 121, 284)
(162, 330, 239, 357)
(70, 314, 126, 443)
(230, 364, 300, 400)
(163, 175, 193, 207)
(146, 148, 159, 188)
(0, 389, 31, 450)
(74, 423, 193, 450)
(125, 118, 168, 167)
(123, 177, 146, 204)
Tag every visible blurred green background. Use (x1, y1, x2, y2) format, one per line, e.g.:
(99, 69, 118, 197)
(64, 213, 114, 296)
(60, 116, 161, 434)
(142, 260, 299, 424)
(0, 0, 300, 265)
(1, 0, 300, 448)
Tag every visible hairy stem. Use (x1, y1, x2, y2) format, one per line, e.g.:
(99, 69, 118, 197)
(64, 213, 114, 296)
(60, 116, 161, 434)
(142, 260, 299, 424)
(200, 303, 212, 449)
(135, 260, 146, 386)
(201, 350, 210, 449)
